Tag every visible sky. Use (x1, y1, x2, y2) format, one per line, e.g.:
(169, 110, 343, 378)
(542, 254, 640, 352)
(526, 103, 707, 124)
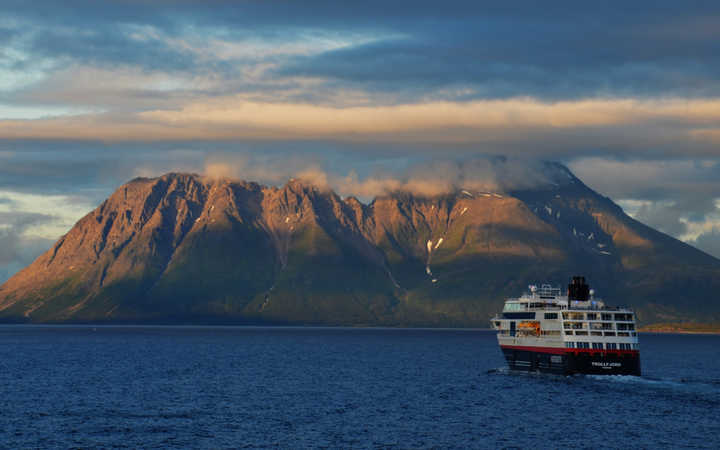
(2, 1, 720, 281)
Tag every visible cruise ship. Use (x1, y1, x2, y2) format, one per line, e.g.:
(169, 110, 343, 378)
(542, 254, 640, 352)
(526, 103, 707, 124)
(491, 276, 641, 375)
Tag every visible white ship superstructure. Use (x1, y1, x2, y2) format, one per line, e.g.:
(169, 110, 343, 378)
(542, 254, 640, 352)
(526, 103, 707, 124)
(491, 277, 641, 375)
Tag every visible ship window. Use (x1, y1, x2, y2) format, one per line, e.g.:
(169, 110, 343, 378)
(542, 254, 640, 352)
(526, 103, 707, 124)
(604, 332, 616, 336)
(607, 343, 617, 350)
(592, 342, 603, 349)
(565, 342, 575, 348)
(544, 313, 558, 319)
(503, 302, 525, 312)
(586, 313, 597, 320)
(628, 324, 635, 330)
(601, 313, 612, 321)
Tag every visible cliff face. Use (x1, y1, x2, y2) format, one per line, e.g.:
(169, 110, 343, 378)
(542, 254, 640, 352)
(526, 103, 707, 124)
(2, 168, 719, 325)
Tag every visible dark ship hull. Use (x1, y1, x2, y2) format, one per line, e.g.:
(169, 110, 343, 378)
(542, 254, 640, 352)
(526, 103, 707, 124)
(501, 345, 641, 376)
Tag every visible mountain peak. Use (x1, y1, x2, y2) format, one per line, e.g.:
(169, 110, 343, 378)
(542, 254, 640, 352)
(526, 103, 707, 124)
(1, 169, 719, 326)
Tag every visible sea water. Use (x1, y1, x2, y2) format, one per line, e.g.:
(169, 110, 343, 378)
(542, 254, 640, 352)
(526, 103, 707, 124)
(0, 326, 717, 448)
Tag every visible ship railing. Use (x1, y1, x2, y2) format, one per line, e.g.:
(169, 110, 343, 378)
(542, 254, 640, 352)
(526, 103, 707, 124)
(535, 285, 562, 298)
(526, 305, 563, 310)
(567, 304, 633, 312)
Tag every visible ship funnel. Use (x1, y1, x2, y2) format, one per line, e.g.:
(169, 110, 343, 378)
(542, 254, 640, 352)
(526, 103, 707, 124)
(568, 276, 590, 301)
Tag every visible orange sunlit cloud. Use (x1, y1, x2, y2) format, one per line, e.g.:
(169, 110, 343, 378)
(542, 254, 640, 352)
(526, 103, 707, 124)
(2, 98, 720, 145)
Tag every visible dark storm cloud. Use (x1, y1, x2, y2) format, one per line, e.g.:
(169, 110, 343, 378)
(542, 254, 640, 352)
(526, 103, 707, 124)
(279, 39, 720, 100)
(275, 8, 720, 100)
(0, 140, 412, 195)
(569, 159, 720, 202)
(0, 145, 207, 200)
(3, 1, 720, 99)
(0, 154, 132, 194)
(5, 1, 708, 33)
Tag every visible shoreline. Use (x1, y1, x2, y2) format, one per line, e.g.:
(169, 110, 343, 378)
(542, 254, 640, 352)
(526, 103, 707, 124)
(638, 329, 720, 335)
(1, 322, 719, 334)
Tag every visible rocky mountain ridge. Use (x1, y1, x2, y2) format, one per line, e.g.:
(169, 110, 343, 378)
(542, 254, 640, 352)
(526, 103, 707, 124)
(2, 166, 719, 326)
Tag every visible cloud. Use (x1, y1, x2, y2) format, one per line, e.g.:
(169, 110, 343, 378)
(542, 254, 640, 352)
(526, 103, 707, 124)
(0, 191, 96, 239)
(0, 98, 718, 162)
(689, 228, 720, 259)
(0, 152, 138, 196)
(573, 158, 720, 249)
(0, 211, 56, 283)
(200, 154, 564, 200)
(278, 35, 720, 101)
(3, 1, 720, 119)
(0, 189, 100, 283)
(3, 0, 720, 265)
(569, 158, 720, 200)
(26, 26, 198, 73)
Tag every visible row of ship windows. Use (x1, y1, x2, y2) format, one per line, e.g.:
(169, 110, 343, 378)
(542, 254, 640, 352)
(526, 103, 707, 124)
(564, 330, 637, 337)
(565, 342, 638, 350)
(550, 312, 634, 321)
(496, 329, 637, 337)
(563, 322, 635, 330)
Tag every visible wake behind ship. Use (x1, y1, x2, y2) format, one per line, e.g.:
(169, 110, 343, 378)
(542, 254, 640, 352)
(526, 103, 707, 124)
(491, 277, 641, 375)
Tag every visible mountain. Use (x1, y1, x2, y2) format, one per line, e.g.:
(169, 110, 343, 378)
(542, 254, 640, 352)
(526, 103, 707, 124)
(2, 165, 720, 326)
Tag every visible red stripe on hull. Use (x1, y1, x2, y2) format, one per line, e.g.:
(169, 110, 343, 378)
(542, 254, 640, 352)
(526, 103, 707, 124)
(500, 345, 639, 356)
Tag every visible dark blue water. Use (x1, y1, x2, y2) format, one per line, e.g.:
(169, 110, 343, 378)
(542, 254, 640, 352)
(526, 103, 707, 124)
(0, 327, 718, 448)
